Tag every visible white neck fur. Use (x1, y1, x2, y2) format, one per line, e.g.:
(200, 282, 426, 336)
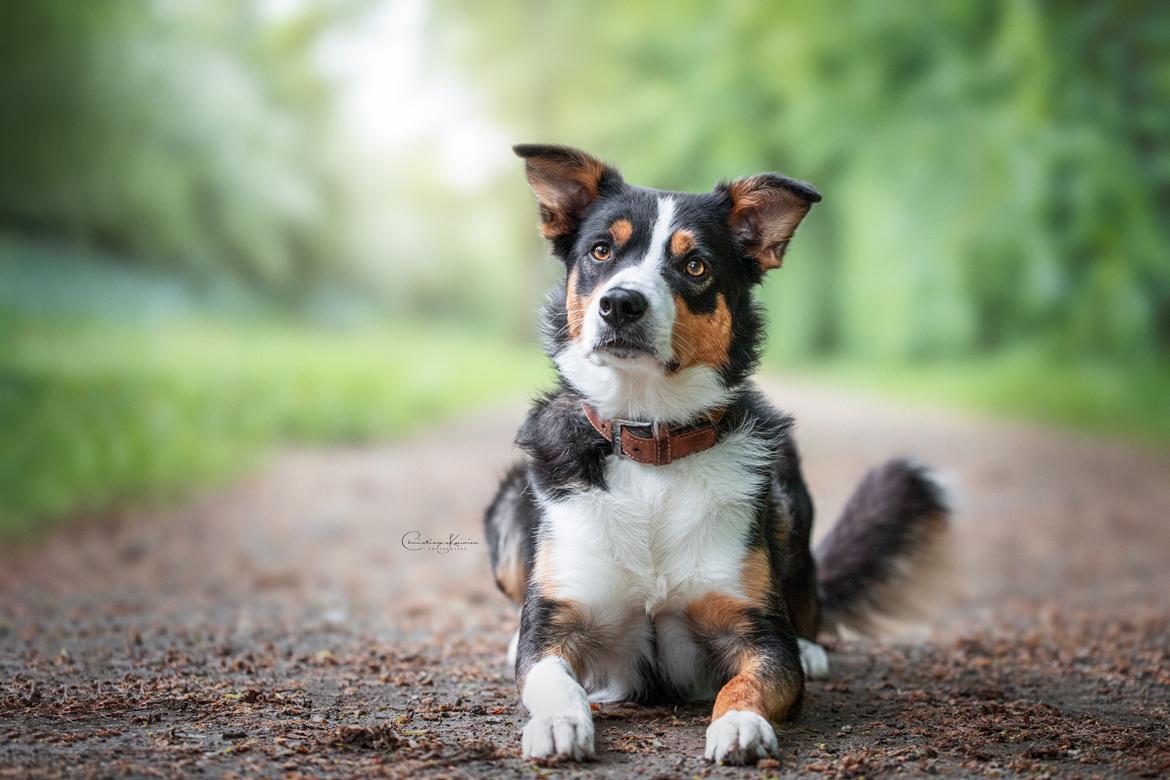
(555, 341, 733, 422)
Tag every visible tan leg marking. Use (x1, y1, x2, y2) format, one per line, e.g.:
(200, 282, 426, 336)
(495, 559, 528, 604)
(686, 593, 754, 650)
(689, 593, 803, 723)
(740, 547, 773, 604)
(532, 540, 557, 595)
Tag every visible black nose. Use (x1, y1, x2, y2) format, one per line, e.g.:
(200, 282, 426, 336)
(598, 288, 648, 328)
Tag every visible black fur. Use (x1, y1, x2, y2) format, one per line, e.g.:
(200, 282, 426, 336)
(482, 463, 539, 599)
(538, 179, 768, 390)
(484, 145, 949, 762)
(815, 459, 950, 635)
(504, 383, 820, 711)
(515, 383, 611, 500)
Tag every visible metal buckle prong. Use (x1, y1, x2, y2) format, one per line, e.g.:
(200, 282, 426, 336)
(610, 418, 648, 458)
(611, 419, 624, 456)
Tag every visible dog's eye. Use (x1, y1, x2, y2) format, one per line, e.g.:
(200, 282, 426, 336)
(590, 243, 612, 262)
(684, 258, 707, 277)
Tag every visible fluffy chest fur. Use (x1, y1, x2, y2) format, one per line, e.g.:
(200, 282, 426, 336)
(539, 428, 774, 612)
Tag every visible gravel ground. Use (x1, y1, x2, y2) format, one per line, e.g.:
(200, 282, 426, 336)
(2, 378, 1169, 779)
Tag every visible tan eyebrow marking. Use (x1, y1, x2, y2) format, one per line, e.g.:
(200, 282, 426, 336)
(670, 229, 695, 256)
(608, 218, 633, 246)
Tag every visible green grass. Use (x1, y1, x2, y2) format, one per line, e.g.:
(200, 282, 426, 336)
(3, 232, 1166, 540)
(0, 317, 549, 536)
(777, 351, 1170, 445)
(4, 317, 1167, 540)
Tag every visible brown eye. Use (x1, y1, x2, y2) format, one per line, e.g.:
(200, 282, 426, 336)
(685, 258, 707, 277)
(590, 242, 612, 262)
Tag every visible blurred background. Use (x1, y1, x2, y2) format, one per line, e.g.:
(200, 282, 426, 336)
(1, 0, 1168, 536)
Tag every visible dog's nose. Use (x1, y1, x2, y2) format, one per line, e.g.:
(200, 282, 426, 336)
(598, 288, 648, 328)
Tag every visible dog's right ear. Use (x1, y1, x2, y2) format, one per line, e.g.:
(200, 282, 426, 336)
(514, 144, 622, 240)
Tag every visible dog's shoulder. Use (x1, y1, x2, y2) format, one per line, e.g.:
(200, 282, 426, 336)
(732, 381, 796, 452)
(516, 384, 609, 499)
(733, 382, 812, 523)
(515, 379, 798, 503)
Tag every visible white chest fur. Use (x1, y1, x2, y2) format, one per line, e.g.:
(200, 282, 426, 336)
(540, 428, 773, 612)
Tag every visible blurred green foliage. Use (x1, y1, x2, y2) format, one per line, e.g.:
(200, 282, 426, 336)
(0, 1, 351, 293)
(1, 1, 1168, 532)
(0, 243, 546, 535)
(4, 1, 1167, 360)
(445, 0, 1170, 363)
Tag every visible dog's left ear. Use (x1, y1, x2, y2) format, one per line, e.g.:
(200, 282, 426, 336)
(514, 144, 622, 240)
(719, 174, 821, 272)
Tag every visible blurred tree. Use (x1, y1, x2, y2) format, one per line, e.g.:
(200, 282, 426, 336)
(2, 0, 1167, 363)
(440, 0, 1170, 363)
(0, 1, 358, 295)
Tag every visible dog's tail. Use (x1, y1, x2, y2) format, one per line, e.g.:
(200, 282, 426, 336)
(815, 459, 952, 636)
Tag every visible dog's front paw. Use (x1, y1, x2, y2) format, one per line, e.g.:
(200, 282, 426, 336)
(798, 637, 830, 680)
(522, 711, 595, 761)
(704, 709, 778, 765)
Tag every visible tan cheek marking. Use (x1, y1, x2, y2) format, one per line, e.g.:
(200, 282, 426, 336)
(671, 292, 733, 369)
(670, 229, 695, 256)
(609, 218, 633, 246)
(565, 268, 600, 341)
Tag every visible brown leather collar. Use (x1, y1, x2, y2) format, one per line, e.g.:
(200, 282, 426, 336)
(582, 402, 726, 466)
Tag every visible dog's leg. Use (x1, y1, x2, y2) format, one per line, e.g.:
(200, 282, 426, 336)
(770, 445, 831, 680)
(704, 653, 803, 764)
(483, 463, 538, 605)
(515, 594, 596, 761)
(689, 594, 804, 765)
(519, 655, 594, 761)
(797, 637, 830, 680)
(506, 626, 520, 675)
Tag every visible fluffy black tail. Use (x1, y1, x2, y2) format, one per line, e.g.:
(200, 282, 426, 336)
(815, 459, 951, 636)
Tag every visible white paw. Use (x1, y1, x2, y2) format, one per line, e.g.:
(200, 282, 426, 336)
(522, 711, 595, 761)
(798, 637, 830, 680)
(704, 710, 778, 765)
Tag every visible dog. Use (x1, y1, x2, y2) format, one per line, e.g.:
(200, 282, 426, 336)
(483, 144, 950, 764)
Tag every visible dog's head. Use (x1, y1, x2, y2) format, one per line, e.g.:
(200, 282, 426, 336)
(516, 144, 820, 421)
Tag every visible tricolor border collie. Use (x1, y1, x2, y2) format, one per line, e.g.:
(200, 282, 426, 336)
(484, 144, 949, 764)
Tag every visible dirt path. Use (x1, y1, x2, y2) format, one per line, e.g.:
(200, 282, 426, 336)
(2, 378, 1169, 778)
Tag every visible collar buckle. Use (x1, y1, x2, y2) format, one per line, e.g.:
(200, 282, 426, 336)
(609, 418, 650, 458)
(581, 401, 724, 466)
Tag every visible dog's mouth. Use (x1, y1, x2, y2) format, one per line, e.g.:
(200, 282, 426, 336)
(591, 333, 657, 362)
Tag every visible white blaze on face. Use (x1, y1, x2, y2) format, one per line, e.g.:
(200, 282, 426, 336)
(554, 195, 732, 422)
(580, 196, 677, 361)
